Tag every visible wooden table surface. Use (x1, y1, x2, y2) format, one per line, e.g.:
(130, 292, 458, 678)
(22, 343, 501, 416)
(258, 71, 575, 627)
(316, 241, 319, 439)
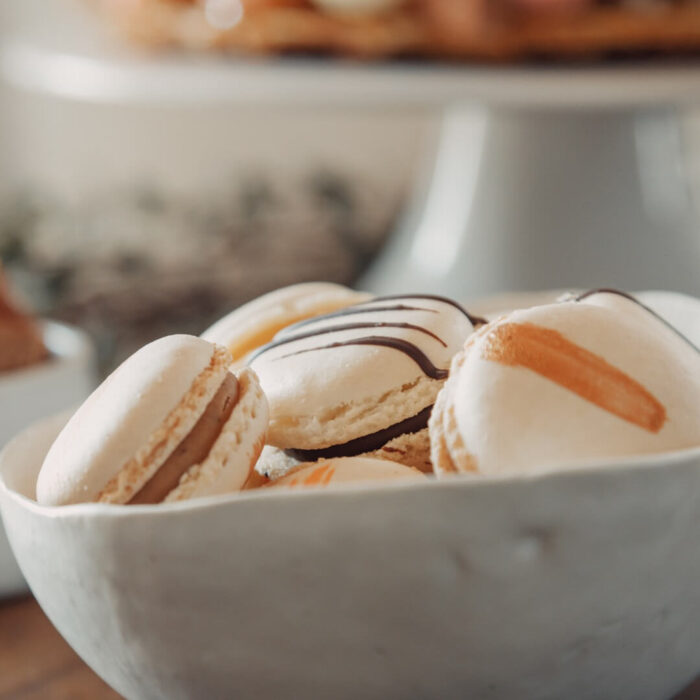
(2, 595, 700, 700)
(0, 596, 121, 700)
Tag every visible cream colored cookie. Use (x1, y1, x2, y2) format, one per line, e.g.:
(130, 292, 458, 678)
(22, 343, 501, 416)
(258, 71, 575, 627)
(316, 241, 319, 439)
(266, 456, 426, 490)
(202, 282, 370, 366)
(253, 425, 432, 478)
(250, 294, 483, 470)
(36, 335, 268, 506)
(430, 289, 700, 477)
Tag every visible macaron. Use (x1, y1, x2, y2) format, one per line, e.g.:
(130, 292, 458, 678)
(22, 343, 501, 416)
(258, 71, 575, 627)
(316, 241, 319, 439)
(266, 456, 426, 490)
(248, 294, 484, 472)
(201, 282, 370, 366)
(36, 335, 268, 506)
(430, 289, 700, 477)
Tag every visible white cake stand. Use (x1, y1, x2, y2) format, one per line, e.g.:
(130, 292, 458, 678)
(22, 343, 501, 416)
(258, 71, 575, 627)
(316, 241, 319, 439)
(3, 3, 700, 300)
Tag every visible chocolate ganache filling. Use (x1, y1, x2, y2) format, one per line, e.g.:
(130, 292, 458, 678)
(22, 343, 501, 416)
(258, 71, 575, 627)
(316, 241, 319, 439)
(285, 404, 434, 462)
(129, 373, 239, 505)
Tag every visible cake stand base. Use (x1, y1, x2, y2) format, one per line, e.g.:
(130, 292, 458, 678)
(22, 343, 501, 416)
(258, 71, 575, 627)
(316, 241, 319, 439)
(360, 106, 700, 299)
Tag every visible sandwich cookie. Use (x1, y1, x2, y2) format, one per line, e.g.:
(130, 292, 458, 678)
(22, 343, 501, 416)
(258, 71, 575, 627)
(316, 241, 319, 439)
(249, 294, 484, 472)
(430, 289, 700, 477)
(266, 456, 426, 490)
(36, 335, 268, 506)
(202, 282, 370, 366)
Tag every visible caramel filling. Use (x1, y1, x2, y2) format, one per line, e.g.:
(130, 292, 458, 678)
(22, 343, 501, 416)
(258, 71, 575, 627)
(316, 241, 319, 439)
(482, 322, 666, 434)
(129, 373, 239, 505)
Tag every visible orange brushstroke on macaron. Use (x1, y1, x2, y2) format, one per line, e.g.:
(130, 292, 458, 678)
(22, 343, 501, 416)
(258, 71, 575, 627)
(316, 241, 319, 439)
(483, 322, 667, 434)
(303, 463, 333, 486)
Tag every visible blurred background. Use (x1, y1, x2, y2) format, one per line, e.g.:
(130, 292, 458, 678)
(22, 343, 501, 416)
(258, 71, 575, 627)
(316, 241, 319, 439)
(0, 0, 430, 373)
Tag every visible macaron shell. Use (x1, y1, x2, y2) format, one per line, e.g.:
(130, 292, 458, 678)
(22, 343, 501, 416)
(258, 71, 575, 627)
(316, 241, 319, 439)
(444, 300, 700, 476)
(267, 374, 441, 450)
(251, 295, 477, 449)
(267, 457, 426, 489)
(361, 426, 432, 473)
(637, 290, 700, 348)
(201, 282, 370, 363)
(255, 426, 433, 481)
(579, 289, 700, 351)
(166, 368, 268, 501)
(37, 336, 230, 506)
(429, 367, 476, 478)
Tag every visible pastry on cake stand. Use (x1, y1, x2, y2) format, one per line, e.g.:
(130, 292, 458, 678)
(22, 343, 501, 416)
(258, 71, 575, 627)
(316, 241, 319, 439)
(3, 2, 700, 300)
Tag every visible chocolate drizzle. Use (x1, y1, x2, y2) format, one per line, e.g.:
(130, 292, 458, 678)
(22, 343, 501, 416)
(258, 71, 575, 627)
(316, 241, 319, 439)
(284, 294, 485, 332)
(249, 294, 483, 379)
(575, 288, 699, 354)
(283, 304, 438, 332)
(375, 294, 486, 327)
(285, 404, 434, 462)
(247, 321, 447, 363)
(279, 337, 449, 380)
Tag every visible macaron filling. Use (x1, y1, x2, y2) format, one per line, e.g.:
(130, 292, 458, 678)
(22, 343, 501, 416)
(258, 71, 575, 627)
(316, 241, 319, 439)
(129, 373, 239, 505)
(284, 404, 433, 462)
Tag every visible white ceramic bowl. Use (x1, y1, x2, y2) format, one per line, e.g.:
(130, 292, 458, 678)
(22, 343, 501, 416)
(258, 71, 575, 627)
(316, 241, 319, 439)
(1, 292, 699, 699)
(0, 321, 96, 597)
(2, 416, 700, 699)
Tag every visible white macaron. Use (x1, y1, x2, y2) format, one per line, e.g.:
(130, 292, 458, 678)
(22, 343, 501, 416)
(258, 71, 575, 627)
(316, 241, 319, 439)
(249, 294, 483, 472)
(266, 456, 426, 490)
(202, 282, 370, 366)
(37, 335, 268, 506)
(430, 289, 700, 477)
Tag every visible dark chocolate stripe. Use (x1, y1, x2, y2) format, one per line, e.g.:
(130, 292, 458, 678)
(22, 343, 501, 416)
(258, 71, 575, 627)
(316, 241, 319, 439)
(285, 404, 433, 462)
(282, 304, 437, 333)
(372, 294, 486, 326)
(575, 288, 699, 353)
(276, 336, 449, 380)
(283, 294, 486, 334)
(247, 321, 447, 363)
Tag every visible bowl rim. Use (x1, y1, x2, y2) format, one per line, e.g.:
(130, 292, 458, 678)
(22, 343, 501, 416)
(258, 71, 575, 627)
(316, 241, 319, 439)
(2, 412, 700, 521)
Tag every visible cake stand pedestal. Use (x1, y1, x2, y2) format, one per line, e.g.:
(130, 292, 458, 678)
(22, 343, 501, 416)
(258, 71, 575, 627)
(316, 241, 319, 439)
(362, 103, 700, 298)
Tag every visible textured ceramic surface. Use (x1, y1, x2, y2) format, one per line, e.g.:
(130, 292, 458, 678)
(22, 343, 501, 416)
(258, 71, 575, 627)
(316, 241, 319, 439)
(1, 291, 700, 699)
(0, 321, 96, 597)
(2, 416, 700, 700)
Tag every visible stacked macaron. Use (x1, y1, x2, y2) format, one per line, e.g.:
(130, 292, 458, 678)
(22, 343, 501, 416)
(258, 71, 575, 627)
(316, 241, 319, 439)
(37, 335, 269, 506)
(33, 283, 700, 507)
(37, 283, 460, 505)
(247, 294, 484, 473)
(430, 289, 700, 477)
